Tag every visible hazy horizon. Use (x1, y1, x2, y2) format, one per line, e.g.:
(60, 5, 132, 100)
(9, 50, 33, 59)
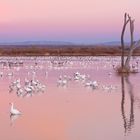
(0, 0, 140, 43)
(0, 40, 122, 45)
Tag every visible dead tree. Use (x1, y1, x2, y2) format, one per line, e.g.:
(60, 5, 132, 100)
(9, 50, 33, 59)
(121, 13, 130, 71)
(119, 13, 140, 73)
(121, 75, 135, 134)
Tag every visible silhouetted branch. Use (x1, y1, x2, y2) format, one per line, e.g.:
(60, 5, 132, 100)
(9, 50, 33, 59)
(119, 13, 140, 73)
(121, 13, 130, 69)
(121, 75, 135, 134)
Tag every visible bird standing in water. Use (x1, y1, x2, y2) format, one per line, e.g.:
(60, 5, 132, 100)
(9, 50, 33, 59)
(9, 102, 21, 115)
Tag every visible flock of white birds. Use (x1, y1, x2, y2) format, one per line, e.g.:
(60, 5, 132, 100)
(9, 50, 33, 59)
(0, 56, 139, 118)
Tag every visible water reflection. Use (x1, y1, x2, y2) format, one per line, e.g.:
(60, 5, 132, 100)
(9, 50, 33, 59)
(10, 114, 20, 126)
(121, 75, 134, 135)
(1, 56, 140, 140)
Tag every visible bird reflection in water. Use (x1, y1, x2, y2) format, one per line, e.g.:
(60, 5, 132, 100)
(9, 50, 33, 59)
(121, 74, 134, 135)
(10, 114, 20, 126)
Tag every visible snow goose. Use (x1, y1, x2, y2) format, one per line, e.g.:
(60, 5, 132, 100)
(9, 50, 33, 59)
(9, 102, 21, 115)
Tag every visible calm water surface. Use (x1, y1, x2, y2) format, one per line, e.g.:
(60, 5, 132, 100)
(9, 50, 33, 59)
(0, 56, 140, 140)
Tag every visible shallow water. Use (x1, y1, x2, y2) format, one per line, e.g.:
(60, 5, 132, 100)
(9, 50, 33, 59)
(0, 56, 140, 140)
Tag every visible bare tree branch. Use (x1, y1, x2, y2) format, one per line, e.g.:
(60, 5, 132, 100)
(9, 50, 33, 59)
(120, 13, 139, 72)
(121, 13, 131, 69)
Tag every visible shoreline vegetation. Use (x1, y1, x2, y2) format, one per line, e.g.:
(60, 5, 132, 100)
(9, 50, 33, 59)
(0, 45, 140, 56)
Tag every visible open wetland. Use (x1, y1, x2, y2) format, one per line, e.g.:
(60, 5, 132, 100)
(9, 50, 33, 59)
(0, 56, 140, 140)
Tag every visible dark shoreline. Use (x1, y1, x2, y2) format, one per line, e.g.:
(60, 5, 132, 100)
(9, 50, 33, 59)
(0, 45, 140, 56)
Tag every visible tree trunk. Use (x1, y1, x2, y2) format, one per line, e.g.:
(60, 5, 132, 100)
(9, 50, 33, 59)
(124, 48, 133, 69)
(124, 17, 134, 70)
(119, 13, 140, 73)
(121, 13, 130, 70)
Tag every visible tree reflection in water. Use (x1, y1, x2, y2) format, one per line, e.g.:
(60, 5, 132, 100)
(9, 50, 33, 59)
(121, 75, 134, 135)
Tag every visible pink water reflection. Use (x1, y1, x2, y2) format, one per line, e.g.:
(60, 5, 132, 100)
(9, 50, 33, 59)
(0, 56, 140, 140)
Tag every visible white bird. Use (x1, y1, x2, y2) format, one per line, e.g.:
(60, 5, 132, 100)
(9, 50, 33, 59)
(92, 81, 98, 87)
(57, 76, 68, 86)
(85, 80, 98, 88)
(7, 72, 13, 77)
(9, 103, 21, 115)
(85, 81, 93, 86)
(17, 88, 24, 96)
(24, 86, 33, 94)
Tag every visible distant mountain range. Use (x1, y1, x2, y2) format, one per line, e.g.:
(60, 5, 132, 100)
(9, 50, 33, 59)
(0, 41, 74, 45)
(97, 41, 131, 46)
(0, 41, 130, 46)
(98, 41, 121, 46)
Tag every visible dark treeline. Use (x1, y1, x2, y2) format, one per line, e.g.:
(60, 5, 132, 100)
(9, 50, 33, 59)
(0, 45, 140, 56)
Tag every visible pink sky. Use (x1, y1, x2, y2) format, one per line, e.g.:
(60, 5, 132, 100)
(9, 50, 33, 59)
(0, 0, 140, 43)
